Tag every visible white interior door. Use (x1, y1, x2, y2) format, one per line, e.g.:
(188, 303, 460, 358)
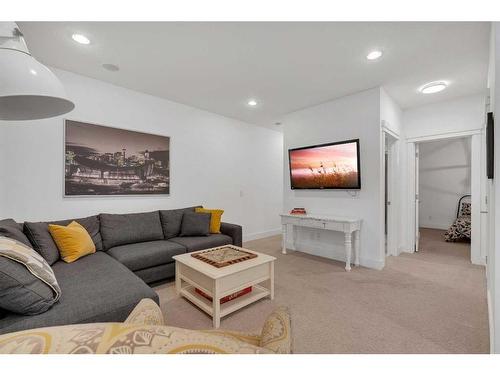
(415, 143, 420, 252)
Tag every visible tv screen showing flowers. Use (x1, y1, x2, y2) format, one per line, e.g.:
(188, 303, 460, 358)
(288, 139, 361, 189)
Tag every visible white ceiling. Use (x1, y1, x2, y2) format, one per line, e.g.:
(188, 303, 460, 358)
(18, 22, 490, 128)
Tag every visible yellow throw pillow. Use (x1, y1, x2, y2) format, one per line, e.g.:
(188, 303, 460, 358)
(48, 221, 96, 263)
(195, 208, 224, 234)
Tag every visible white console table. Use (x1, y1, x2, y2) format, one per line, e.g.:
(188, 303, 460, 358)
(280, 213, 362, 271)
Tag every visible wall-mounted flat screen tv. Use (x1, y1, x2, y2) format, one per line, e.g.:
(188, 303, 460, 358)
(288, 139, 361, 189)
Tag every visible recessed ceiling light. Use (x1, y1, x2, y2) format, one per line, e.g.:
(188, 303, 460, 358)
(102, 63, 120, 72)
(419, 81, 448, 94)
(72, 33, 90, 45)
(247, 99, 258, 107)
(366, 50, 383, 60)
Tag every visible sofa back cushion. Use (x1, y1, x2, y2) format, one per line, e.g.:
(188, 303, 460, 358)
(159, 206, 202, 239)
(0, 237, 61, 315)
(24, 215, 103, 265)
(100, 211, 164, 250)
(180, 212, 211, 237)
(0, 219, 32, 247)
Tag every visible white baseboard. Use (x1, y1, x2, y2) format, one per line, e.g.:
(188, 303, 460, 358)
(400, 246, 414, 254)
(419, 223, 450, 230)
(361, 257, 385, 270)
(471, 256, 486, 266)
(487, 289, 494, 353)
(243, 228, 281, 242)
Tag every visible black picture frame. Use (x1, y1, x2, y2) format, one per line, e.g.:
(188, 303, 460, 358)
(64, 119, 170, 196)
(288, 138, 361, 190)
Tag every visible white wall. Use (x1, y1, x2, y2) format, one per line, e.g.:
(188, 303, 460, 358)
(0, 68, 284, 241)
(403, 94, 486, 140)
(282, 88, 384, 269)
(490, 21, 500, 354)
(380, 88, 403, 136)
(418, 138, 471, 230)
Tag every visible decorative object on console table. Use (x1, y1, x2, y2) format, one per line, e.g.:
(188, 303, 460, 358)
(280, 213, 361, 271)
(64, 120, 170, 196)
(290, 207, 307, 215)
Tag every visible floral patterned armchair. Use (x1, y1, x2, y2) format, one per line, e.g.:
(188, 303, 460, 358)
(0, 299, 292, 354)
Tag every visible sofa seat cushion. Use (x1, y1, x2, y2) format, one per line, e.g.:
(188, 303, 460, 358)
(169, 234, 233, 252)
(107, 240, 186, 272)
(0, 252, 158, 335)
(100, 211, 164, 250)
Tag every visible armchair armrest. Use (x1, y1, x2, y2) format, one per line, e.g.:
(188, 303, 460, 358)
(220, 222, 242, 247)
(124, 298, 164, 326)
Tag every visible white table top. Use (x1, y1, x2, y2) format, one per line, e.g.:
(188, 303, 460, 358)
(173, 246, 276, 279)
(280, 213, 361, 223)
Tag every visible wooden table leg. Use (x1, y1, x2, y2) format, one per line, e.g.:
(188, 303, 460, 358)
(354, 230, 360, 267)
(344, 232, 352, 272)
(213, 279, 220, 329)
(269, 262, 275, 300)
(175, 262, 181, 295)
(282, 224, 287, 254)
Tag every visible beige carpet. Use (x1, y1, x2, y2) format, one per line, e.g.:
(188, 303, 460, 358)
(154, 228, 489, 353)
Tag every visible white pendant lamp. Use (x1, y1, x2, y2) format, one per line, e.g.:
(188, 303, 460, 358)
(0, 22, 75, 121)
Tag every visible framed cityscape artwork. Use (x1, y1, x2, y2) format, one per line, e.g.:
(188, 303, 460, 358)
(64, 120, 170, 196)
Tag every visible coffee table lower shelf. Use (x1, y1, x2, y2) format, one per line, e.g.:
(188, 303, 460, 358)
(179, 284, 270, 323)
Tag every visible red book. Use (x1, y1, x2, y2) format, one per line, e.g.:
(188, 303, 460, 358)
(290, 207, 307, 215)
(195, 286, 253, 304)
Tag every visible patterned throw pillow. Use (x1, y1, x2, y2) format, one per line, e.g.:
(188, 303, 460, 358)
(0, 236, 61, 315)
(461, 202, 471, 216)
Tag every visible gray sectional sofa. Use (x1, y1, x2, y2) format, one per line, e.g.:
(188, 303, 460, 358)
(0, 206, 242, 335)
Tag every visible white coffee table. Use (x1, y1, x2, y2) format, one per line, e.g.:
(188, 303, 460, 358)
(173, 246, 276, 328)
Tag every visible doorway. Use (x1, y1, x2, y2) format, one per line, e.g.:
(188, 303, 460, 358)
(416, 138, 471, 259)
(407, 131, 483, 265)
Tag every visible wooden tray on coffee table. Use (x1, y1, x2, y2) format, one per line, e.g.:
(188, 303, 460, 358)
(190, 245, 257, 268)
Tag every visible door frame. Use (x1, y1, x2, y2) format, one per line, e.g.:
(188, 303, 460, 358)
(406, 129, 484, 265)
(382, 124, 400, 258)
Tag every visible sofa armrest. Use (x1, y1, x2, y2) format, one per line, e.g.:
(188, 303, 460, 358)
(220, 222, 242, 247)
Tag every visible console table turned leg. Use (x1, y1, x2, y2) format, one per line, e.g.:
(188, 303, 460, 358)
(354, 230, 360, 267)
(344, 232, 352, 272)
(282, 224, 287, 254)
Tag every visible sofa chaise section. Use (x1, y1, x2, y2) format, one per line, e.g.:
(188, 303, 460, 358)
(107, 240, 186, 283)
(0, 252, 158, 335)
